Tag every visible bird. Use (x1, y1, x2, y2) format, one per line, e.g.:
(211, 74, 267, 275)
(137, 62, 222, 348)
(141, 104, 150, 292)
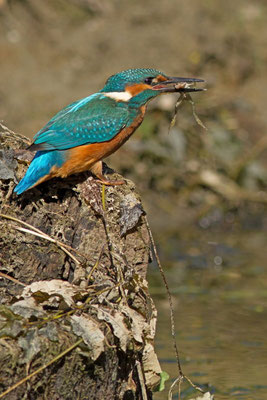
(14, 68, 204, 195)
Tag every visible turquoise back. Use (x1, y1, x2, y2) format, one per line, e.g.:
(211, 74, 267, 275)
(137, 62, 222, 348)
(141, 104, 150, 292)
(32, 94, 138, 150)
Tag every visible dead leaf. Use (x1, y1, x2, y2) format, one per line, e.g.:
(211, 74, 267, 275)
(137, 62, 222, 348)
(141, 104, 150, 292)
(142, 342, 162, 389)
(19, 280, 87, 308)
(71, 315, 105, 360)
(97, 307, 130, 351)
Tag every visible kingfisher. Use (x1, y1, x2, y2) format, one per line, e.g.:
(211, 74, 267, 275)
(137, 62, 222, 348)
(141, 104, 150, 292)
(14, 68, 204, 195)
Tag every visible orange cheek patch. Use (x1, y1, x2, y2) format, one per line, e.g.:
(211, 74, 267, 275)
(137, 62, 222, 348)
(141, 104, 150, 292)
(126, 83, 151, 96)
(155, 75, 167, 82)
(126, 77, 167, 95)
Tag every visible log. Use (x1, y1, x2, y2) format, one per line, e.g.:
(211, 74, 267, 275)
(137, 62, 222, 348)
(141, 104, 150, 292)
(0, 124, 162, 399)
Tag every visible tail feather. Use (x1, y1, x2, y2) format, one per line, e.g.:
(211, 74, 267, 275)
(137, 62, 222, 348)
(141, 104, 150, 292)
(14, 150, 66, 195)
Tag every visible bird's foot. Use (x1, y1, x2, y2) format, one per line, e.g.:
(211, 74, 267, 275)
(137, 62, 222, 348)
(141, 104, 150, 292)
(90, 161, 125, 186)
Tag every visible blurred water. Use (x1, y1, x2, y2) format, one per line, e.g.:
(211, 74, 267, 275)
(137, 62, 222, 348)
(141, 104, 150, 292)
(148, 229, 267, 399)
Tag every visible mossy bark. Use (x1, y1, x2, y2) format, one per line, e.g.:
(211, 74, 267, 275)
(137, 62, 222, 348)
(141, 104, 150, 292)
(0, 124, 161, 399)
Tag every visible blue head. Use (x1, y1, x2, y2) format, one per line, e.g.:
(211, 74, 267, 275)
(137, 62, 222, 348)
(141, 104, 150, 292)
(100, 68, 204, 106)
(101, 68, 166, 92)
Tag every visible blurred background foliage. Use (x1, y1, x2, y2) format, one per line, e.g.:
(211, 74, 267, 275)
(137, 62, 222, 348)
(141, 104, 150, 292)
(1, 2, 267, 397)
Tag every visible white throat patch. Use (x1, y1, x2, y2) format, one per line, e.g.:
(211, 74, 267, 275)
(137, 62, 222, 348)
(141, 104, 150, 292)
(104, 91, 132, 102)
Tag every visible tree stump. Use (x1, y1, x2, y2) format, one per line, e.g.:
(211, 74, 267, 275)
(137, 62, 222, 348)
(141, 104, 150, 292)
(0, 124, 162, 399)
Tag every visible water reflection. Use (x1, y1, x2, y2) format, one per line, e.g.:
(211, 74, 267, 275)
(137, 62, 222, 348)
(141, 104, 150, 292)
(149, 229, 267, 399)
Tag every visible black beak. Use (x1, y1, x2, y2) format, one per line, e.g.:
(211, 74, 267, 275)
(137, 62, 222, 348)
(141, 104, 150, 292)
(152, 77, 205, 93)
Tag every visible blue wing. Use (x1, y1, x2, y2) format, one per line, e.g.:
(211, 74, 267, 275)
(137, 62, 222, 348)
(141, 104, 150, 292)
(32, 93, 132, 151)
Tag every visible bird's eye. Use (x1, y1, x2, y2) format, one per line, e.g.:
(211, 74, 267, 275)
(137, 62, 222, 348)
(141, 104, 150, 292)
(144, 77, 154, 85)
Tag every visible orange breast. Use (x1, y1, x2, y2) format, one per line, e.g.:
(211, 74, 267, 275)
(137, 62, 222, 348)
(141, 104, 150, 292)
(53, 105, 146, 178)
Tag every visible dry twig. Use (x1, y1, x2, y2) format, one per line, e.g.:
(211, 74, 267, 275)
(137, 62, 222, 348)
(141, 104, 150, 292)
(144, 216, 204, 399)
